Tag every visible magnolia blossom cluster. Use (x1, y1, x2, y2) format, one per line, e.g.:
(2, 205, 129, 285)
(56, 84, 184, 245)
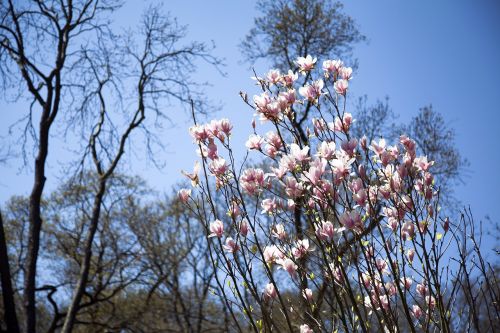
(182, 56, 446, 332)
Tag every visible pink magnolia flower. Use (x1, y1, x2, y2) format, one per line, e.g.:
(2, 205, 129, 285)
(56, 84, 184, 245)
(223, 237, 239, 253)
(414, 156, 434, 172)
(206, 139, 218, 160)
(339, 210, 363, 232)
(400, 277, 413, 290)
(209, 158, 228, 177)
(418, 220, 428, 234)
(292, 239, 313, 259)
(302, 158, 326, 185)
(316, 220, 335, 241)
(299, 79, 324, 101)
(265, 131, 283, 150)
(312, 117, 328, 134)
(207, 120, 225, 141)
(360, 272, 372, 289)
(178, 188, 191, 203)
(245, 134, 264, 150)
(300, 324, 314, 333)
(443, 217, 450, 233)
(402, 221, 415, 240)
(341, 138, 357, 157)
(365, 293, 390, 312)
(302, 288, 313, 302)
(360, 135, 368, 150)
(330, 152, 354, 183)
(277, 258, 297, 277)
(239, 220, 249, 237)
(380, 147, 398, 166)
(296, 55, 317, 74)
(189, 124, 209, 142)
(416, 283, 428, 297)
(263, 283, 277, 301)
(407, 248, 415, 264)
(279, 154, 296, 173)
(261, 197, 280, 214)
(384, 282, 397, 296)
(181, 161, 201, 187)
(272, 224, 287, 240)
(271, 164, 288, 179)
(340, 66, 353, 80)
(334, 79, 349, 95)
(281, 70, 298, 87)
(376, 259, 390, 275)
(217, 118, 232, 137)
(364, 245, 375, 259)
(265, 145, 278, 158)
(327, 263, 344, 284)
(412, 304, 423, 319)
(289, 143, 310, 163)
(370, 138, 387, 157)
(334, 112, 354, 133)
(263, 245, 284, 263)
(387, 217, 398, 232)
(266, 69, 281, 84)
(425, 295, 436, 310)
(240, 168, 265, 195)
(316, 141, 336, 160)
(285, 176, 304, 198)
(229, 201, 240, 218)
(260, 101, 282, 121)
(278, 89, 296, 106)
(208, 220, 224, 238)
(253, 92, 272, 112)
(322, 59, 343, 75)
(350, 178, 367, 206)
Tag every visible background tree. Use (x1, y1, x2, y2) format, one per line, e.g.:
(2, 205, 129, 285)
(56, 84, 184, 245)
(0, 1, 221, 331)
(1, 175, 232, 332)
(401, 106, 469, 206)
(241, 0, 365, 71)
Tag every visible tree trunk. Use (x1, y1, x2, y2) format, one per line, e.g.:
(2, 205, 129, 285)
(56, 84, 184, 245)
(0, 211, 20, 333)
(24, 102, 52, 333)
(60, 180, 106, 333)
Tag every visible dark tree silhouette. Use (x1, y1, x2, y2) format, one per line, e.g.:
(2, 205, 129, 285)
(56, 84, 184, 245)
(0, 2, 221, 332)
(241, 0, 365, 71)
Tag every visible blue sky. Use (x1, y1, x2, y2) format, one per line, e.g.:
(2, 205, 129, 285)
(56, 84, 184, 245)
(1, 0, 499, 237)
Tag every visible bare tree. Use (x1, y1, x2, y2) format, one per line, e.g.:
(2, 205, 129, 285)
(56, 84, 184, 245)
(241, 0, 365, 71)
(0, 1, 221, 332)
(351, 96, 398, 144)
(1, 176, 231, 332)
(1, 1, 121, 331)
(401, 106, 469, 205)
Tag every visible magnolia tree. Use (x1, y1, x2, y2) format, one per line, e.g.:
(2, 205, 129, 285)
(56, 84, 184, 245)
(180, 56, 498, 332)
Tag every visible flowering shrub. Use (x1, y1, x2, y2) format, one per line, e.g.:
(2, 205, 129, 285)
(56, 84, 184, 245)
(181, 56, 498, 332)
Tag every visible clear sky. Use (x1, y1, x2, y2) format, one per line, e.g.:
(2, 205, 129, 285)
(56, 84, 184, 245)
(1, 1, 500, 236)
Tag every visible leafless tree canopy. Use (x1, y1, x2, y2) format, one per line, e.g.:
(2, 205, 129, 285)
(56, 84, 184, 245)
(241, 0, 365, 70)
(0, 1, 222, 332)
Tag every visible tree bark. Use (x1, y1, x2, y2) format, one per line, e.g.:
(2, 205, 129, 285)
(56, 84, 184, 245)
(0, 211, 20, 333)
(25, 100, 52, 333)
